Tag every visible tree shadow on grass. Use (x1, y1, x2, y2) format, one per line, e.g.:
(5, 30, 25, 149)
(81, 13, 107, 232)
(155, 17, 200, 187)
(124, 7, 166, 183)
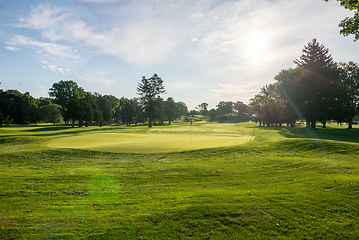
(256, 125, 359, 144)
(3, 124, 132, 137)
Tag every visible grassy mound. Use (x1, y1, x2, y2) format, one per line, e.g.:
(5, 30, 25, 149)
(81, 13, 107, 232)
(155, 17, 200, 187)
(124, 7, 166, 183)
(46, 132, 253, 153)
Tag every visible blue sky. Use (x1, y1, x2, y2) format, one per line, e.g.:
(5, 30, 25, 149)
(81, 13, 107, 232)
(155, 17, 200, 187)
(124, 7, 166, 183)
(1, 0, 359, 110)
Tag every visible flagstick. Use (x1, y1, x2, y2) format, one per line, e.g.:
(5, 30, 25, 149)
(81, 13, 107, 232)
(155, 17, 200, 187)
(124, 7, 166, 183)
(190, 118, 192, 143)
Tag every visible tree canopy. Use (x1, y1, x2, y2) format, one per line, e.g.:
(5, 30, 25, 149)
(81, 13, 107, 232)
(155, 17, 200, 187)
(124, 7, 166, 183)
(325, 0, 359, 41)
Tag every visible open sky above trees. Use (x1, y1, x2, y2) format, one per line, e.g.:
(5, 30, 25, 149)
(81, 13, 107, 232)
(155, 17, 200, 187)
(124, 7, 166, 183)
(1, 0, 359, 110)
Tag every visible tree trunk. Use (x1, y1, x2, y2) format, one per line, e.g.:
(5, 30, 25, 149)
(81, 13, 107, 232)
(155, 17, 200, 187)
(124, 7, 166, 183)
(72, 120, 74, 128)
(348, 121, 353, 129)
(149, 117, 152, 128)
(306, 120, 310, 128)
(322, 122, 326, 128)
(310, 121, 316, 130)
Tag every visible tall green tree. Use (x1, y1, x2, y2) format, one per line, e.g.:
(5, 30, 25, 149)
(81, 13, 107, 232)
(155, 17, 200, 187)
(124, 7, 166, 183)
(289, 38, 337, 129)
(137, 73, 166, 127)
(325, 0, 359, 41)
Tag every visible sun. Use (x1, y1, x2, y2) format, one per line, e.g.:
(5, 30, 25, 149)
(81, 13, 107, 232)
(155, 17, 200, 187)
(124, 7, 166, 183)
(244, 34, 267, 63)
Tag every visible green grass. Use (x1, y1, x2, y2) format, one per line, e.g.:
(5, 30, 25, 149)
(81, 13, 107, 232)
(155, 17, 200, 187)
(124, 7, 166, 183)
(0, 122, 358, 239)
(45, 123, 253, 153)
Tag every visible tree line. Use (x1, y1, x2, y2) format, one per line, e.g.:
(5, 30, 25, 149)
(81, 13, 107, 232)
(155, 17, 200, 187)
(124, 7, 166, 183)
(0, 73, 251, 127)
(249, 38, 359, 129)
(0, 75, 188, 127)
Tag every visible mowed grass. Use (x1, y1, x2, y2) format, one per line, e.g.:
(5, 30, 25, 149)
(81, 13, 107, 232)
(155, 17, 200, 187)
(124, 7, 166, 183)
(0, 122, 359, 239)
(46, 123, 253, 153)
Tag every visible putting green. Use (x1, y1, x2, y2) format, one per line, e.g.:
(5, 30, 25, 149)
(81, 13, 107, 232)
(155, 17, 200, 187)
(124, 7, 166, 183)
(47, 133, 253, 153)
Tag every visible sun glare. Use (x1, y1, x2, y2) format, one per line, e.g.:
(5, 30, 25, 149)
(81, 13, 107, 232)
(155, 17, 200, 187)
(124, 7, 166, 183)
(244, 34, 267, 63)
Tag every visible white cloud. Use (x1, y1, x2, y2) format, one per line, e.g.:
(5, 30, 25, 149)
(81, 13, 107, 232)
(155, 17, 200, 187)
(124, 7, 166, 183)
(42, 62, 70, 73)
(6, 35, 80, 59)
(47, 64, 58, 72)
(4, 45, 19, 51)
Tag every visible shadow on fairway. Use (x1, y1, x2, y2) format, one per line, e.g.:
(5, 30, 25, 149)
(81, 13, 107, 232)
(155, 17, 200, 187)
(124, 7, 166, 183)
(19, 125, 130, 137)
(254, 125, 359, 143)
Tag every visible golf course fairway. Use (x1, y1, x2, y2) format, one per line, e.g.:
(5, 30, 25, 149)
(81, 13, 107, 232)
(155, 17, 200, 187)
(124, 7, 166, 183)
(47, 132, 253, 153)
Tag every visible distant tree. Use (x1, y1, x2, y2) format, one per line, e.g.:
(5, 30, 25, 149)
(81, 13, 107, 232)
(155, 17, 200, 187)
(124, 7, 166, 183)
(37, 97, 52, 107)
(120, 98, 135, 126)
(129, 98, 144, 126)
(0, 110, 3, 127)
(0, 90, 36, 124)
(234, 101, 248, 116)
(153, 97, 166, 124)
(176, 102, 188, 116)
(41, 103, 62, 125)
(93, 107, 103, 126)
(95, 94, 118, 124)
(335, 61, 359, 128)
(197, 103, 208, 117)
(49, 80, 84, 126)
(216, 101, 234, 119)
(164, 97, 179, 125)
(81, 92, 99, 127)
(189, 109, 198, 117)
(325, 0, 359, 41)
(208, 109, 217, 123)
(137, 73, 166, 127)
(24, 106, 42, 125)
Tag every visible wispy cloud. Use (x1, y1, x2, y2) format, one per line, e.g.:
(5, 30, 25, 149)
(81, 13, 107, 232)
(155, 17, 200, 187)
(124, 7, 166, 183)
(13, 3, 183, 64)
(16, 4, 72, 30)
(6, 35, 80, 59)
(4, 45, 19, 51)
